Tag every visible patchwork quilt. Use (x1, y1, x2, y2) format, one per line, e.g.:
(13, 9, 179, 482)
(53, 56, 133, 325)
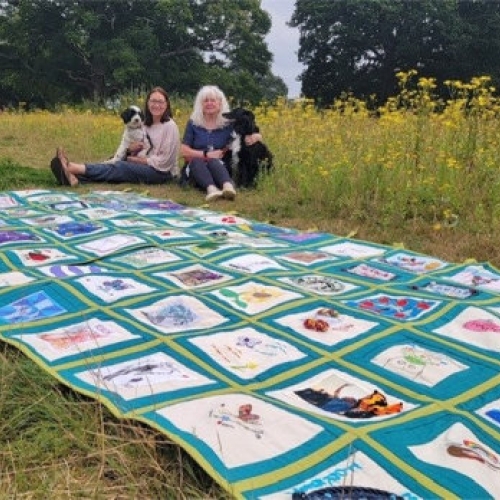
(1, 189, 500, 499)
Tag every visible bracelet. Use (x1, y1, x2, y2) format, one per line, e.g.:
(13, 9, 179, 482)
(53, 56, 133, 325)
(203, 149, 208, 158)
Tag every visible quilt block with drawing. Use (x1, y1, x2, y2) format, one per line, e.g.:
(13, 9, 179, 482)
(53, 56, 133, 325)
(1, 189, 500, 499)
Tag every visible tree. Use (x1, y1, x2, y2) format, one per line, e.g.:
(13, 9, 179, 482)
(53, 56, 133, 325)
(290, 0, 500, 106)
(0, 0, 281, 107)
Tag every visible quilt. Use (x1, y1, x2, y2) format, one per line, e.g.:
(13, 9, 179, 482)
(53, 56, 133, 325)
(1, 189, 500, 499)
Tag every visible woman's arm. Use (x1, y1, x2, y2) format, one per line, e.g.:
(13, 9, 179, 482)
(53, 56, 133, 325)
(129, 121, 180, 173)
(244, 132, 263, 146)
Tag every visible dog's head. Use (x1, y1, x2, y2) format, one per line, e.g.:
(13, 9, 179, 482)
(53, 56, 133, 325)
(223, 107, 257, 136)
(120, 105, 144, 129)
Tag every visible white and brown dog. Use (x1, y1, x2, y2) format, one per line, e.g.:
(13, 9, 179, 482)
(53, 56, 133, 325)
(107, 105, 152, 163)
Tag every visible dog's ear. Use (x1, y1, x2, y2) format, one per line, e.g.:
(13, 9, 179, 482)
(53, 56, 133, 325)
(243, 109, 255, 121)
(120, 108, 132, 124)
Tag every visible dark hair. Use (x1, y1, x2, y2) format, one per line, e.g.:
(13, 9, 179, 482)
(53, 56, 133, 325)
(144, 86, 172, 126)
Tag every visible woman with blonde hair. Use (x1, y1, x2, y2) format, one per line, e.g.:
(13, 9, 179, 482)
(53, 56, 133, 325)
(180, 85, 262, 201)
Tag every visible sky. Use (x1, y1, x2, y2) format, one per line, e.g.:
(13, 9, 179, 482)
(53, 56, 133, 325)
(260, 0, 304, 97)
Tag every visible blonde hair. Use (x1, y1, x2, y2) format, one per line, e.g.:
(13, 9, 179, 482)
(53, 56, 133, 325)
(190, 85, 230, 128)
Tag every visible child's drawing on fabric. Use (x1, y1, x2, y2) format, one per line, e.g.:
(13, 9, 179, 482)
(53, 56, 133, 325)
(144, 229, 192, 241)
(433, 306, 500, 352)
(44, 221, 105, 239)
(161, 218, 197, 228)
(13, 318, 141, 361)
(319, 241, 387, 259)
(27, 193, 74, 204)
(279, 275, 358, 296)
(188, 328, 306, 379)
(75, 275, 156, 303)
(372, 344, 468, 386)
(221, 254, 286, 273)
(376, 252, 447, 273)
(77, 207, 122, 220)
(49, 200, 90, 211)
(180, 241, 239, 257)
(274, 232, 325, 243)
(268, 369, 410, 421)
(444, 265, 500, 292)
(11, 248, 77, 267)
(126, 295, 228, 334)
(110, 219, 155, 228)
(110, 247, 181, 269)
(199, 214, 250, 226)
(21, 214, 73, 226)
(0, 271, 35, 287)
(200, 231, 287, 249)
(2, 208, 39, 217)
(477, 398, 500, 429)
(211, 281, 303, 314)
(409, 422, 500, 497)
(344, 263, 397, 281)
(0, 230, 42, 246)
(0, 290, 66, 324)
(276, 250, 335, 266)
(344, 294, 440, 321)
(259, 450, 416, 500)
(76, 234, 145, 256)
(135, 200, 185, 212)
(155, 394, 323, 468)
(155, 264, 232, 289)
(410, 281, 478, 299)
(274, 307, 379, 346)
(75, 352, 215, 400)
(37, 264, 110, 278)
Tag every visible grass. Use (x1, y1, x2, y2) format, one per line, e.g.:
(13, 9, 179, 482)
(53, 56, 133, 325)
(1, 71, 500, 497)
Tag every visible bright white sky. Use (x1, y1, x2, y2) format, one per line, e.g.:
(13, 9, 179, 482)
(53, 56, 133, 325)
(260, 0, 304, 97)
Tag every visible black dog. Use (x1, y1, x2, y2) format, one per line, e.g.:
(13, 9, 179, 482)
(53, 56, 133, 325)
(222, 108, 273, 188)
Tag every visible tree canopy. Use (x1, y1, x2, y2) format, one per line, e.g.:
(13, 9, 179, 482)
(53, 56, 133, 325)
(290, 0, 500, 105)
(0, 0, 287, 108)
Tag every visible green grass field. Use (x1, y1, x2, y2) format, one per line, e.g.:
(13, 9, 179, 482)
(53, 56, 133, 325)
(1, 72, 500, 497)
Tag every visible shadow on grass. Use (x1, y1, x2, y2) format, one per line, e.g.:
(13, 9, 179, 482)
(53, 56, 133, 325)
(0, 160, 55, 190)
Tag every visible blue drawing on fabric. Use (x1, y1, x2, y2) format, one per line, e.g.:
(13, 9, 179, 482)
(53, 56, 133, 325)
(343, 294, 440, 321)
(249, 222, 294, 235)
(0, 230, 40, 245)
(485, 409, 500, 424)
(45, 264, 107, 278)
(51, 221, 103, 238)
(0, 290, 66, 324)
(136, 200, 185, 211)
(142, 301, 198, 327)
(410, 281, 478, 299)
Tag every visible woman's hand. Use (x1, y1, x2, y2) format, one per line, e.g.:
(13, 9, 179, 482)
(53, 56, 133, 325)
(128, 141, 145, 155)
(244, 133, 262, 146)
(205, 148, 227, 160)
